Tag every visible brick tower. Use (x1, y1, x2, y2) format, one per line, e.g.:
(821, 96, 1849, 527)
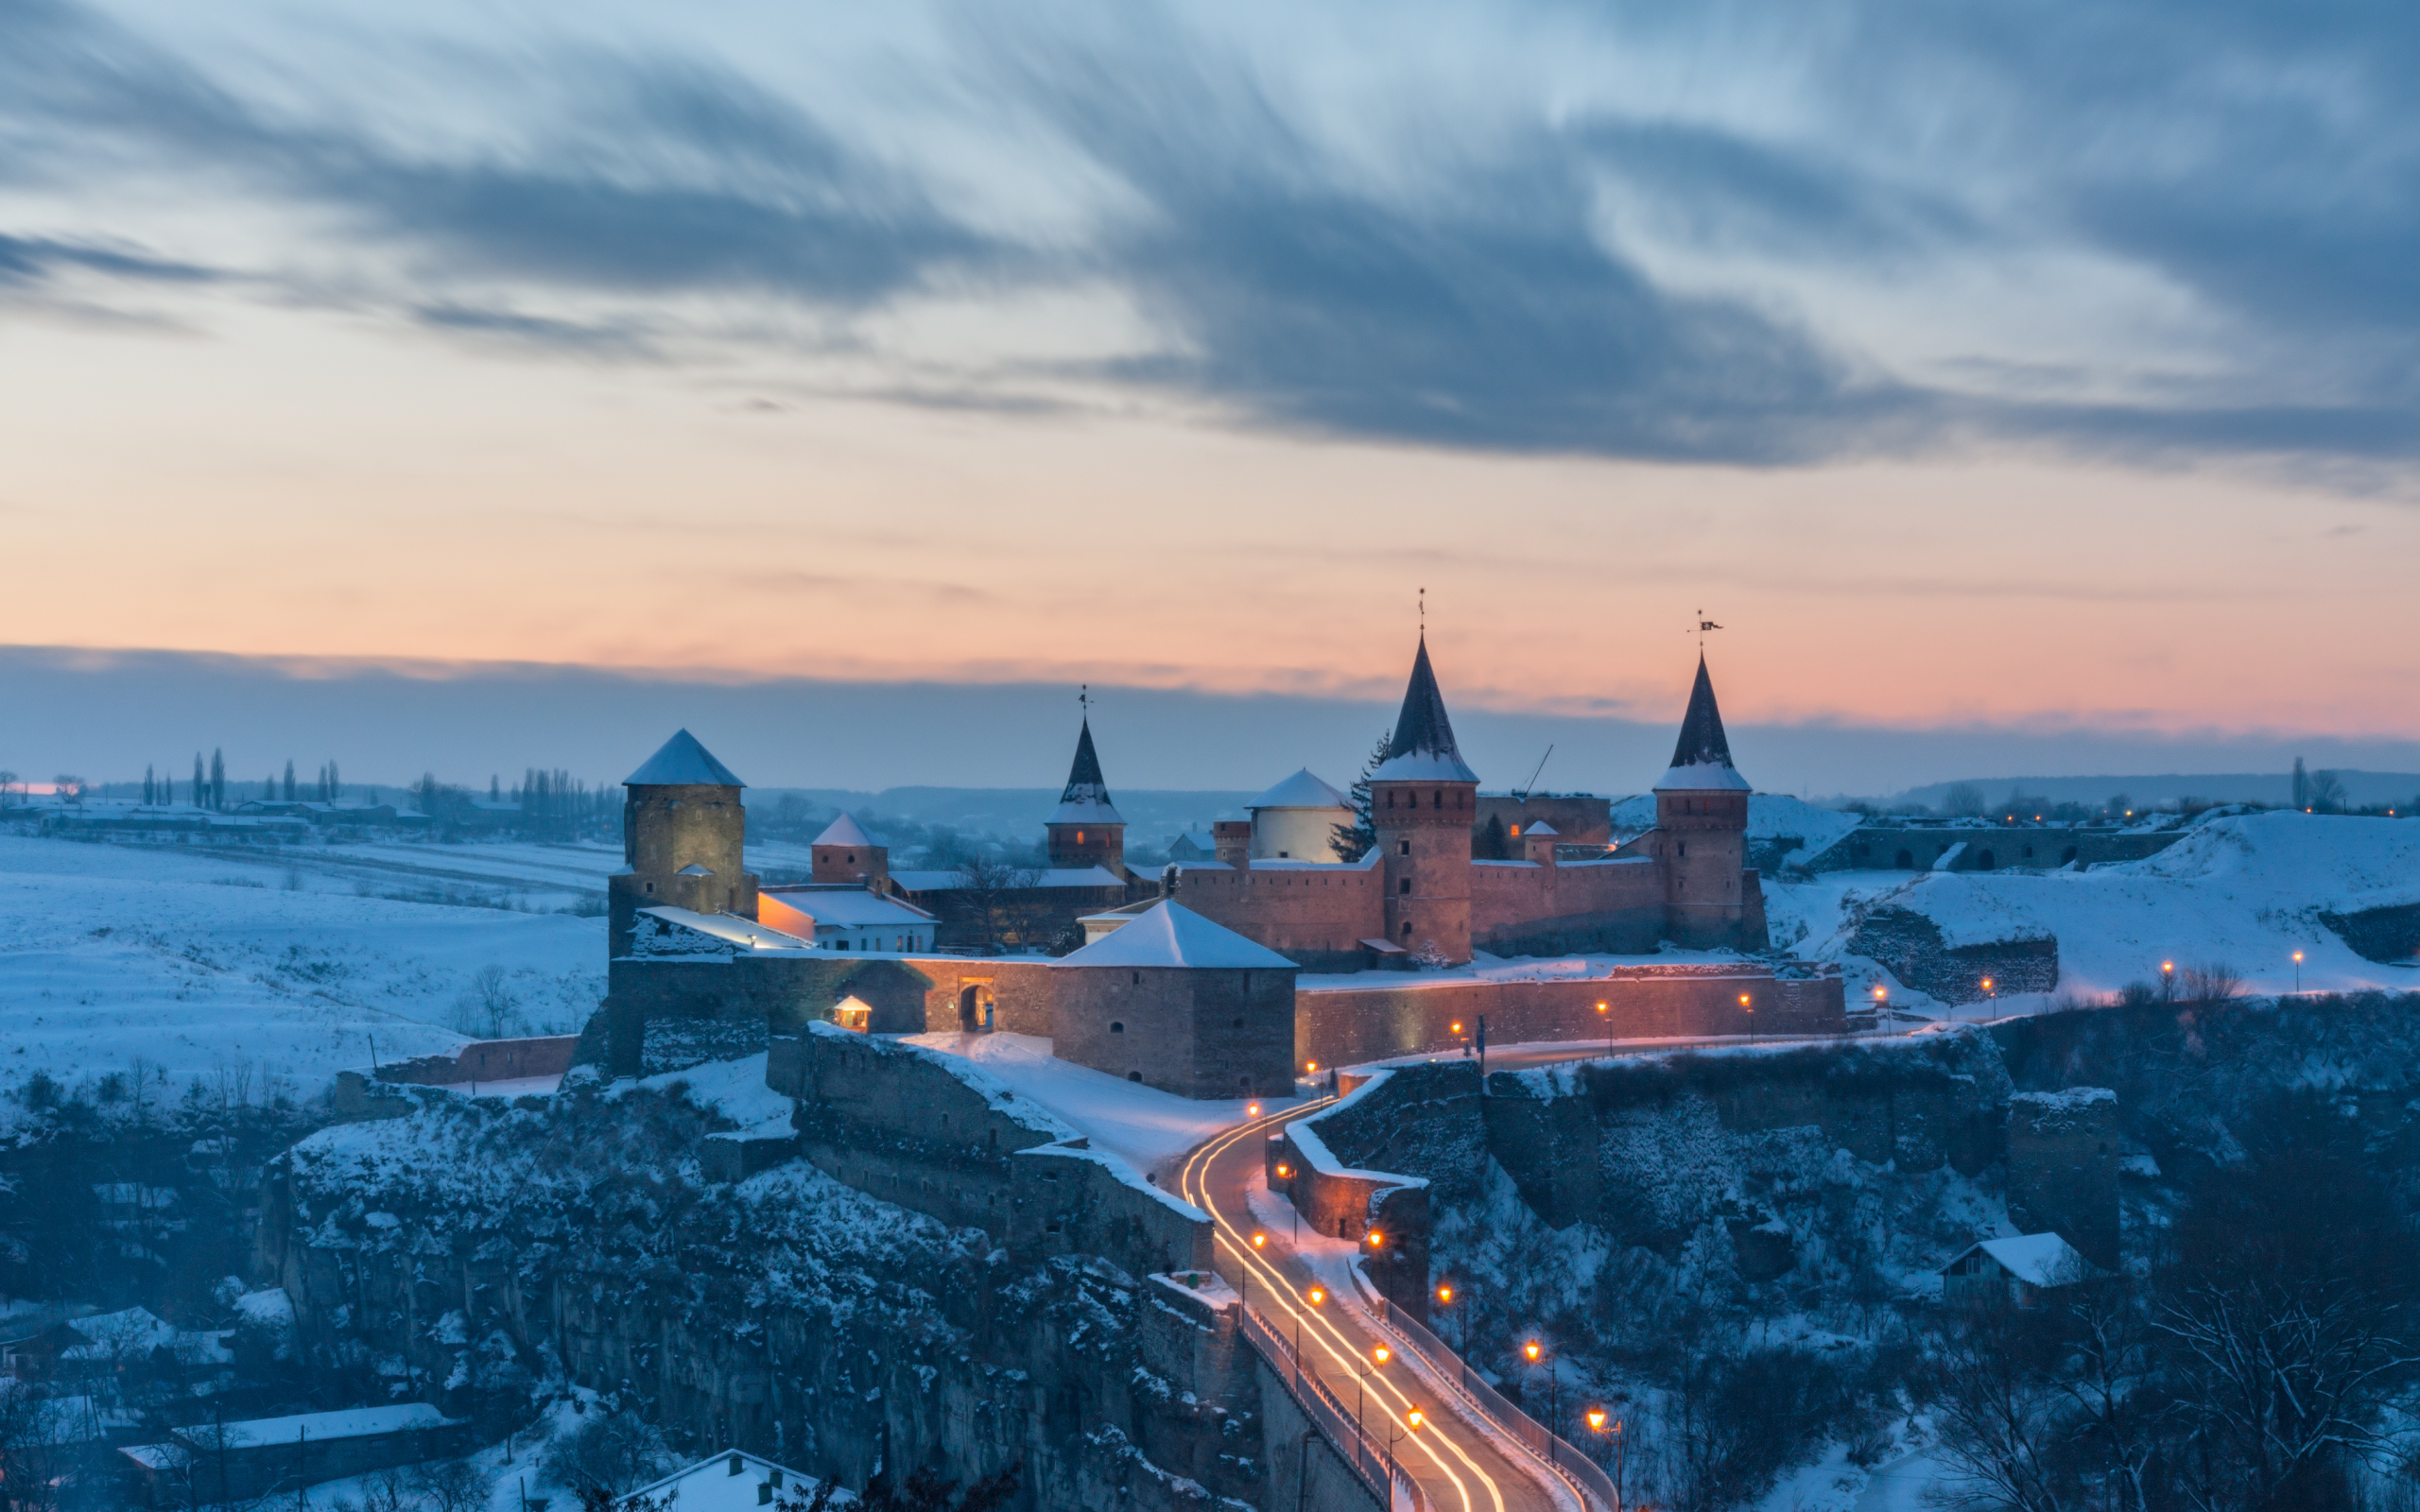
(1370, 634, 1479, 963)
(1046, 715, 1128, 876)
(1654, 656, 1756, 948)
(609, 729, 760, 957)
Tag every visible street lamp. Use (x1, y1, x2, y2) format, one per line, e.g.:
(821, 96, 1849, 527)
(1597, 1000, 1610, 1056)
(1872, 984, 1887, 1033)
(2161, 960, 2174, 1003)
(2293, 950, 2304, 994)
(1247, 1102, 1262, 1120)
(1738, 992, 1754, 1041)
(1435, 1282, 1461, 1353)
(1251, 1231, 1268, 1254)
(1373, 1345, 1391, 1367)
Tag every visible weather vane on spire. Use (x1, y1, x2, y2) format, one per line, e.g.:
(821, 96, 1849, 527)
(1696, 610, 1722, 650)
(1079, 683, 1091, 715)
(1419, 586, 1426, 626)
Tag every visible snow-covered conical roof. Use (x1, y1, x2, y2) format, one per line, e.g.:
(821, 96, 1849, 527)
(1050, 900, 1295, 971)
(1653, 656, 1750, 793)
(1370, 635, 1480, 784)
(813, 813, 877, 849)
(1047, 716, 1127, 827)
(626, 729, 745, 787)
(1249, 767, 1350, 812)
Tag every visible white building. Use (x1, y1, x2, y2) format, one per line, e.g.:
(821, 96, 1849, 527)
(1246, 768, 1353, 862)
(623, 1448, 846, 1508)
(757, 885, 939, 953)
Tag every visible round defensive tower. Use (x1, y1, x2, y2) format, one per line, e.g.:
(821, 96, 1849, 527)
(1654, 655, 1754, 947)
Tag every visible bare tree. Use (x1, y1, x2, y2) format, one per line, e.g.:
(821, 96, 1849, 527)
(950, 853, 1042, 949)
(2155, 1093, 2420, 1511)
(410, 1456, 494, 1512)
(1943, 782, 1987, 816)
(2178, 962, 2245, 1004)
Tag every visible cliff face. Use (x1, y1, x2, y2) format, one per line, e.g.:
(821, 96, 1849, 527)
(262, 1073, 1258, 1512)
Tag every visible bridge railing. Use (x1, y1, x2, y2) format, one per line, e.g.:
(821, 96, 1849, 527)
(1349, 1262, 1621, 1512)
(1236, 1299, 1426, 1512)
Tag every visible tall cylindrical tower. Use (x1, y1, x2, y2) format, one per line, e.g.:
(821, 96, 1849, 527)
(1369, 635, 1479, 963)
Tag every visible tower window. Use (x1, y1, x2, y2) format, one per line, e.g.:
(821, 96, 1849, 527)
(1111, 1022, 1125, 1034)
(1132, 971, 1140, 985)
(1077, 830, 1085, 844)
(1400, 879, 1411, 895)
(1399, 840, 1410, 856)
(846, 852, 855, 863)
(1679, 842, 1687, 857)
(645, 882, 654, 894)
(1401, 921, 1413, 937)
(1387, 791, 1396, 809)
(1128, 1072, 1142, 1082)
(1432, 790, 1442, 809)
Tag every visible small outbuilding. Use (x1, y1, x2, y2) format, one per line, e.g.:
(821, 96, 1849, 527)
(625, 1447, 846, 1508)
(1941, 1232, 2091, 1308)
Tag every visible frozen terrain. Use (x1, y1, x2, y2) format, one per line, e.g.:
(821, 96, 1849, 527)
(0, 829, 617, 1105)
(1766, 810, 2420, 1011)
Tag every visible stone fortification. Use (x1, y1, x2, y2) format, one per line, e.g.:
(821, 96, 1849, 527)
(1846, 904, 2060, 1005)
(2006, 1087, 2121, 1269)
(770, 1023, 1215, 1280)
(1294, 961, 1845, 1072)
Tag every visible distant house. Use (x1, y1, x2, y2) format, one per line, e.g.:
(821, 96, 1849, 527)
(757, 885, 939, 953)
(622, 1447, 846, 1509)
(1167, 830, 1219, 863)
(1942, 1232, 2091, 1307)
(119, 1403, 470, 1504)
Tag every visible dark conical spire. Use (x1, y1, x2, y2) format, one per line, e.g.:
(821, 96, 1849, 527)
(1655, 655, 1749, 791)
(1372, 634, 1480, 782)
(1049, 715, 1126, 825)
(1063, 717, 1108, 801)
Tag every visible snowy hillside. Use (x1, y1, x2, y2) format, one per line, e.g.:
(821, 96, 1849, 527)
(0, 829, 620, 1106)
(1766, 811, 2420, 1007)
(1611, 792, 1864, 856)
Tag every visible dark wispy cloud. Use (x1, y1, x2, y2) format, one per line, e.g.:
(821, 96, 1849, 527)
(0, 0, 2415, 467)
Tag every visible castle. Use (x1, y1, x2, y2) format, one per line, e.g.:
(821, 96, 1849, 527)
(590, 636, 1831, 1095)
(1162, 635, 1768, 968)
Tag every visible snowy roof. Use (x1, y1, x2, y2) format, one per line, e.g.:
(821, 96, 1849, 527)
(1945, 1232, 2090, 1287)
(1250, 767, 1351, 812)
(638, 905, 813, 951)
(1052, 901, 1296, 971)
(1653, 656, 1749, 792)
(628, 1449, 841, 1511)
(626, 729, 746, 787)
(813, 813, 878, 849)
(758, 887, 935, 927)
(1370, 635, 1481, 784)
(891, 867, 1128, 892)
(676, 863, 715, 876)
(1048, 717, 1127, 827)
(62, 1308, 176, 1358)
(1522, 821, 1560, 836)
(185, 1403, 461, 1451)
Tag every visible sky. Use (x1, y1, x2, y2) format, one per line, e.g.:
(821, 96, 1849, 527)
(3, 0, 2417, 789)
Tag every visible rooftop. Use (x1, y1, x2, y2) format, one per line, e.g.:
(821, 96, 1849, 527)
(626, 729, 746, 788)
(812, 812, 878, 849)
(1371, 634, 1480, 785)
(1052, 900, 1295, 971)
(1250, 767, 1351, 811)
(1654, 656, 1749, 793)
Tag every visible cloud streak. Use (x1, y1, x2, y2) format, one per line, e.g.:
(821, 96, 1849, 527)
(0, 0, 2415, 468)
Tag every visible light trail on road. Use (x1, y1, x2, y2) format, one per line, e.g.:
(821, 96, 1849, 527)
(1181, 1101, 1575, 1512)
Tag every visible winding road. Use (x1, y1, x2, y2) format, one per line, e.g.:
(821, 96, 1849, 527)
(1177, 1102, 1582, 1512)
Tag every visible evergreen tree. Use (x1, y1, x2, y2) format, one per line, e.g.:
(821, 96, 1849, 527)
(490, 774, 501, 803)
(328, 759, 340, 800)
(209, 748, 225, 811)
(1329, 730, 1391, 862)
(193, 753, 206, 810)
(144, 765, 155, 805)
(282, 760, 296, 801)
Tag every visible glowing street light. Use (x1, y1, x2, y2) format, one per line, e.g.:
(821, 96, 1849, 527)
(1275, 1162, 1292, 1179)
(1524, 1340, 1542, 1364)
(2293, 950, 2305, 994)
(1306, 1286, 1325, 1307)
(1251, 1231, 1268, 1251)
(1367, 1229, 1384, 1248)
(1587, 1410, 1607, 1433)
(1436, 1284, 1453, 1304)
(1246, 1102, 1262, 1119)
(2161, 960, 2175, 1003)
(1407, 1409, 1425, 1431)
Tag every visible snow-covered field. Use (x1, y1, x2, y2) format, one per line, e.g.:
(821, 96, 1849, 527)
(0, 828, 622, 1106)
(1767, 810, 2420, 1011)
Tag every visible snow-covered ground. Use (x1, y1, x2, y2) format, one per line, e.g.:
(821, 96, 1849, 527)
(1767, 811, 2420, 1009)
(897, 1030, 1291, 1177)
(0, 829, 622, 1106)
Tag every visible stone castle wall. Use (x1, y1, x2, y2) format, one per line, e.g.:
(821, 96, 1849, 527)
(1293, 964, 1846, 1072)
(1173, 865, 1384, 971)
(2006, 1087, 2121, 1269)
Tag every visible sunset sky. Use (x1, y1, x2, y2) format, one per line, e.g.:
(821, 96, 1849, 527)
(4, 0, 2416, 790)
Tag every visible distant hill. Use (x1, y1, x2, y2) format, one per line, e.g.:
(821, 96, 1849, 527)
(1884, 770, 2420, 812)
(758, 787, 1261, 843)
